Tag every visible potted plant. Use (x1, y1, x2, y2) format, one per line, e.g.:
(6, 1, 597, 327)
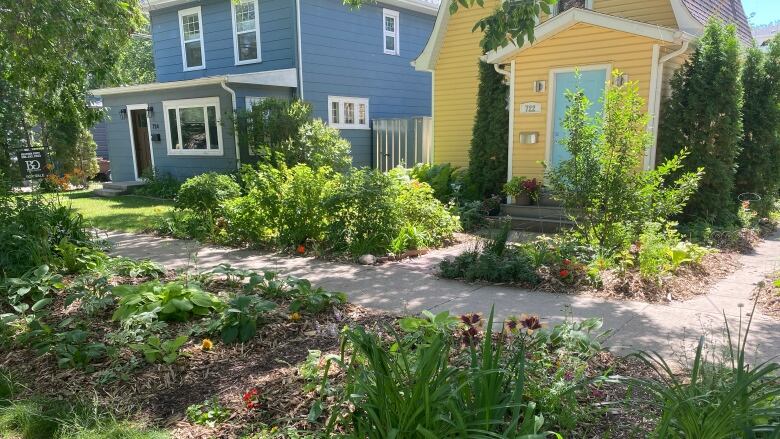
(503, 176, 530, 205)
(521, 178, 541, 205)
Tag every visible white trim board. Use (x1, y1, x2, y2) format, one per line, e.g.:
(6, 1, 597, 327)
(383, 8, 401, 56)
(231, 0, 262, 65)
(162, 96, 225, 156)
(91, 69, 299, 96)
(412, 1, 448, 72)
(125, 104, 156, 181)
(178, 6, 206, 72)
(484, 8, 690, 64)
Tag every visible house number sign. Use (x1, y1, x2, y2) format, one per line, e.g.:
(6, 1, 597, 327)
(520, 102, 542, 113)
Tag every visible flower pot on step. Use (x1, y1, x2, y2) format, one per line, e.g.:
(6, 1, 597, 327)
(513, 192, 531, 206)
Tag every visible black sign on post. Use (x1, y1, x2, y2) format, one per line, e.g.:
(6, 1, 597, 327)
(18, 150, 48, 180)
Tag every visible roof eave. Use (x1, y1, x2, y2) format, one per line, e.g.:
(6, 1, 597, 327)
(413, 2, 448, 71)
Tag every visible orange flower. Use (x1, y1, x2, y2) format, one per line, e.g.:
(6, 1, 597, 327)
(201, 339, 213, 351)
(559, 269, 570, 278)
(296, 244, 306, 255)
(290, 312, 302, 322)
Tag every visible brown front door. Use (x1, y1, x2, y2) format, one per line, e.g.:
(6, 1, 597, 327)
(131, 109, 152, 178)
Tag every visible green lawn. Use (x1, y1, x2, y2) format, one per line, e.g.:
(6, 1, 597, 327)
(53, 189, 173, 233)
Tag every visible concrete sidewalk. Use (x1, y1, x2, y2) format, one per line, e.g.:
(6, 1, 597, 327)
(104, 230, 780, 364)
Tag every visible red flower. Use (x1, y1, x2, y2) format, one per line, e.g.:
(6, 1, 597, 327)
(243, 388, 261, 410)
(559, 269, 570, 278)
(296, 244, 306, 255)
(562, 259, 571, 266)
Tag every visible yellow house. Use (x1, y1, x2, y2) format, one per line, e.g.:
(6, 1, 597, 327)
(413, 0, 751, 182)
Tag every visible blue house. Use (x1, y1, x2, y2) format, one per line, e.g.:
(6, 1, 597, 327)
(91, 0, 438, 182)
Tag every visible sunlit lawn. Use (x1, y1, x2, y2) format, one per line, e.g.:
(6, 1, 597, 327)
(49, 188, 173, 233)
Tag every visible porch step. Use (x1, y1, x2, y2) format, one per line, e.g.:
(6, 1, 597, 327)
(500, 204, 569, 220)
(102, 181, 146, 191)
(487, 215, 574, 234)
(93, 188, 125, 198)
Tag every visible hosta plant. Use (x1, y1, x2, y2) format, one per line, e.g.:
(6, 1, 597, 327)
(131, 335, 189, 364)
(212, 295, 277, 344)
(112, 281, 223, 322)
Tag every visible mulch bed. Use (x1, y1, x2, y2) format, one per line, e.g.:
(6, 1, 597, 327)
(751, 272, 780, 318)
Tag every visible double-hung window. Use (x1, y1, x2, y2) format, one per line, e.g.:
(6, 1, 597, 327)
(179, 7, 205, 71)
(232, 0, 261, 64)
(328, 96, 369, 130)
(383, 9, 399, 55)
(163, 97, 224, 155)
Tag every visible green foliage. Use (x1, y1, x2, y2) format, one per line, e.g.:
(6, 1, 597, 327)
(409, 163, 461, 203)
(112, 281, 222, 322)
(658, 20, 743, 226)
(50, 329, 106, 371)
(0, 265, 64, 326)
(55, 240, 107, 274)
(736, 39, 780, 216)
(632, 305, 780, 438)
(278, 165, 336, 247)
(396, 178, 461, 246)
(467, 60, 509, 200)
(236, 98, 351, 172)
(389, 225, 430, 254)
(440, 223, 540, 284)
(299, 350, 338, 393)
(546, 72, 702, 255)
(101, 26, 156, 88)
(633, 223, 709, 281)
(176, 172, 241, 214)
(0, 195, 93, 278)
(398, 310, 461, 339)
(213, 295, 276, 344)
(131, 335, 188, 365)
(457, 200, 487, 232)
(286, 278, 347, 314)
(134, 170, 181, 200)
(156, 209, 214, 241)
(221, 164, 284, 244)
(186, 398, 231, 427)
(106, 257, 165, 279)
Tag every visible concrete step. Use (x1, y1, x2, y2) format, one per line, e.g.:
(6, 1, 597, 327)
(487, 215, 574, 234)
(93, 188, 125, 198)
(500, 204, 569, 219)
(103, 181, 145, 191)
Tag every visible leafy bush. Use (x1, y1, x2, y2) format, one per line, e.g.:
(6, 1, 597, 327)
(55, 239, 107, 274)
(211, 295, 276, 344)
(176, 172, 241, 214)
(395, 179, 460, 246)
(131, 335, 188, 365)
(220, 164, 284, 244)
(106, 257, 165, 279)
(278, 165, 336, 247)
(546, 72, 702, 256)
(409, 163, 461, 203)
(112, 281, 223, 322)
(0, 195, 94, 278)
(156, 209, 214, 241)
(1, 265, 64, 327)
(134, 170, 181, 200)
(186, 397, 231, 427)
(237, 98, 352, 172)
(634, 223, 709, 280)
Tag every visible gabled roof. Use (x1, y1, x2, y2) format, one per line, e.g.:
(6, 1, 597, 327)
(484, 8, 690, 65)
(679, 0, 751, 43)
(143, 0, 440, 15)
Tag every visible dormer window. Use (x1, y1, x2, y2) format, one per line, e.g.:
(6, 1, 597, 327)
(232, 0, 262, 65)
(552, 0, 593, 15)
(179, 7, 205, 71)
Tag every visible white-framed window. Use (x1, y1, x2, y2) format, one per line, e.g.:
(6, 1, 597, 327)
(163, 97, 224, 156)
(245, 96, 265, 111)
(328, 96, 369, 130)
(383, 9, 400, 55)
(179, 6, 206, 71)
(231, 0, 261, 65)
(552, 0, 593, 15)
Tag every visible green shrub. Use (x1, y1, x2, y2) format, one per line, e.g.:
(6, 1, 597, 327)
(546, 72, 701, 256)
(221, 164, 284, 244)
(658, 20, 743, 226)
(634, 222, 709, 280)
(396, 179, 461, 246)
(278, 165, 336, 247)
(0, 195, 94, 278)
(130, 335, 188, 365)
(409, 163, 461, 203)
(134, 170, 181, 200)
(176, 172, 241, 213)
(210, 295, 276, 344)
(55, 240, 107, 274)
(112, 281, 223, 322)
(156, 209, 214, 241)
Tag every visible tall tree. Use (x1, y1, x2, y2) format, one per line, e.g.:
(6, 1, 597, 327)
(0, 0, 144, 175)
(735, 37, 780, 215)
(657, 20, 743, 226)
(98, 25, 156, 88)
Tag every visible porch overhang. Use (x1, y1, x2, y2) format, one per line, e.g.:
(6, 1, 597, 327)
(484, 8, 693, 65)
(90, 68, 299, 96)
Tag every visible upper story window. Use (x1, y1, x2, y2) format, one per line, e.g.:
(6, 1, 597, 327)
(179, 7, 205, 71)
(163, 97, 224, 156)
(383, 9, 399, 55)
(328, 96, 369, 130)
(232, 0, 261, 65)
(552, 0, 593, 15)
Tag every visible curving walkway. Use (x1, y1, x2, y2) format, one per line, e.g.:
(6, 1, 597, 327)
(105, 231, 780, 365)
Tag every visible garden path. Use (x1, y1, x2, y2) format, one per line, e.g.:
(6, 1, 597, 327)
(105, 231, 780, 365)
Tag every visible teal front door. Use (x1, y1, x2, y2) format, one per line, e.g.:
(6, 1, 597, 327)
(550, 68, 607, 168)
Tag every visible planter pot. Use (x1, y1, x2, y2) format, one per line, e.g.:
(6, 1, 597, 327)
(539, 190, 561, 207)
(513, 192, 531, 206)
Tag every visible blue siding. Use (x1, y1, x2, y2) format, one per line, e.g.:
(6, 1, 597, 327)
(299, 0, 434, 167)
(151, 0, 296, 83)
(102, 84, 292, 181)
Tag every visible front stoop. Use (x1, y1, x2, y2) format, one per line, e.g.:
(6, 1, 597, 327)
(490, 204, 574, 233)
(93, 181, 145, 197)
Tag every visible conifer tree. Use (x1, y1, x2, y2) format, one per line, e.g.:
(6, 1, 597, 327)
(735, 37, 780, 215)
(466, 58, 509, 199)
(657, 20, 743, 225)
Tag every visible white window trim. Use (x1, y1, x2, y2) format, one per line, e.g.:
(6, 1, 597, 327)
(162, 97, 225, 156)
(245, 96, 265, 110)
(328, 96, 370, 130)
(383, 9, 400, 56)
(178, 6, 206, 71)
(231, 0, 262, 65)
(552, 0, 594, 16)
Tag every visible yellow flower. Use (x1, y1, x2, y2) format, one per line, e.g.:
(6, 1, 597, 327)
(201, 338, 214, 351)
(290, 312, 302, 322)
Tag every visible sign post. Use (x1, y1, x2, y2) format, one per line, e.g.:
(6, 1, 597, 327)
(17, 150, 49, 180)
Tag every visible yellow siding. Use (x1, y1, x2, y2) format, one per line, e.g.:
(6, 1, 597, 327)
(510, 23, 659, 180)
(432, 0, 500, 167)
(593, 0, 678, 27)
